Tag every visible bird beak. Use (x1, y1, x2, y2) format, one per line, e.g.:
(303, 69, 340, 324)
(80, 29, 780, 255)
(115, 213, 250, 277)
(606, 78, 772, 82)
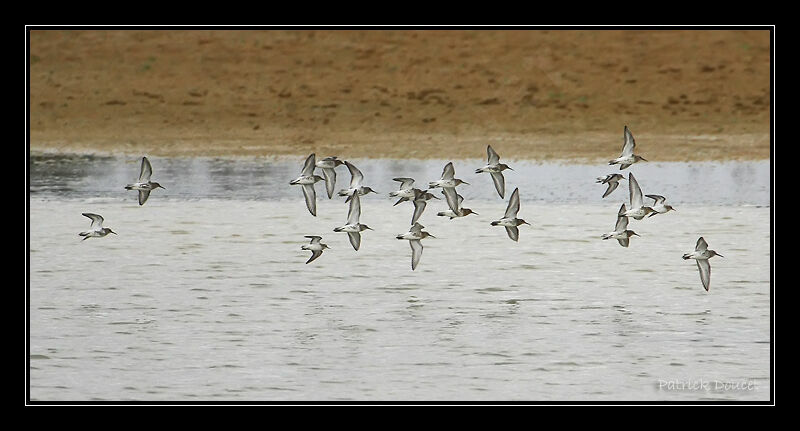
(717, 253, 724, 258)
(159, 185, 166, 189)
(110, 230, 118, 235)
(429, 234, 437, 238)
(640, 157, 648, 162)
(463, 181, 471, 185)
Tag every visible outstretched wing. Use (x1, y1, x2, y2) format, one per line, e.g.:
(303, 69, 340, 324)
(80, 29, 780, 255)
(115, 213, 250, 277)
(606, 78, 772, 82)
(621, 126, 635, 157)
(614, 204, 628, 232)
(697, 259, 711, 291)
(345, 161, 364, 188)
(411, 199, 427, 225)
(490, 171, 505, 198)
(306, 250, 323, 264)
(82, 213, 104, 229)
(645, 194, 666, 205)
(305, 235, 322, 244)
(505, 226, 520, 242)
(504, 188, 521, 219)
(139, 157, 153, 182)
(628, 173, 643, 209)
(302, 184, 317, 216)
(441, 162, 455, 180)
(696, 237, 709, 252)
(602, 181, 620, 198)
(301, 153, 316, 176)
(617, 238, 630, 248)
(138, 190, 151, 206)
(487, 145, 500, 165)
(393, 177, 415, 190)
(410, 239, 423, 270)
(322, 168, 337, 199)
(347, 232, 361, 251)
(347, 192, 361, 225)
(442, 187, 460, 212)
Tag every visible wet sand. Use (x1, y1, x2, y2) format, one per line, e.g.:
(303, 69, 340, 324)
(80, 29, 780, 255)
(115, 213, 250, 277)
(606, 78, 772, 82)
(29, 29, 770, 161)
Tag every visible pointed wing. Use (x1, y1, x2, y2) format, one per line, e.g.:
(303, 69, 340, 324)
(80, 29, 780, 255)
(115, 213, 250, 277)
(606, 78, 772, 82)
(505, 226, 520, 242)
(322, 168, 336, 199)
(619, 163, 631, 170)
(614, 204, 629, 232)
(504, 188, 520, 218)
(347, 192, 361, 225)
(628, 173, 643, 209)
(393, 197, 408, 206)
(441, 162, 455, 180)
(305, 235, 322, 244)
(345, 161, 364, 188)
(490, 171, 505, 199)
(306, 250, 323, 264)
(487, 145, 500, 165)
(696, 237, 709, 252)
(621, 126, 635, 157)
(697, 259, 711, 291)
(411, 199, 427, 225)
(139, 157, 153, 182)
(301, 153, 316, 176)
(410, 239, 423, 270)
(347, 232, 361, 251)
(82, 213, 104, 229)
(617, 238, 630, 248)
(646, 194, 666, 205)
(442, 187, 460, 212)
(393, 177, 415, 190)
(138, 190, 151, 206)
(602, 181, 620, 198)
(409, 222, 424, 235)
(302, 184, 317, 216)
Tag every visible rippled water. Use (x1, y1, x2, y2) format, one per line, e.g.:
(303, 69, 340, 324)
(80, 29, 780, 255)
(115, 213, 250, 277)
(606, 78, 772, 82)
(28, 155, 772, 401)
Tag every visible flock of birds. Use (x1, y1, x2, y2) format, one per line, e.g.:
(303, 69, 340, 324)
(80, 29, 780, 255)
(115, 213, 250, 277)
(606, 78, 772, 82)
(76, 126, 723, 291)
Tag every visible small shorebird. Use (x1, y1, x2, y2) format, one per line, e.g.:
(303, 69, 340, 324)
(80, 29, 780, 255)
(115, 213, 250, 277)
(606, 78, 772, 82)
(333, 192, 373, 251)
(601, 203, 639, 247)
(338, 161, 378, 202)
(475, 145, 513, 198)
(315, 156, 344, 199)
(301, 235, 330, 264)
(622, 173, 656, 220)
(646, 194, 677, 217)
(289, 153, 324, 216)
(389, 177, 418, 205)
(396, 222, 435, 270)
(78, 213, 117, 241)
(429, 162, 469, 189)
(609, 125, 647, 170)
(437, 187, 478, 219)
(125, 156, 165, 205)
(683, 237, 724, 291)
(596, 173, 625, 199)
(491, 188, 531, 242)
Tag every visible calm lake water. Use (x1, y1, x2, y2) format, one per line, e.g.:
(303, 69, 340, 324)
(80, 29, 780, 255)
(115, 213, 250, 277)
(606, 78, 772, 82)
(28, 155, 772, 402)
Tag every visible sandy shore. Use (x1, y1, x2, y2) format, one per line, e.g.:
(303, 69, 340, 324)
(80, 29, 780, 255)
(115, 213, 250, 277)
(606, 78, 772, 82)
(29, 29, 770, 161)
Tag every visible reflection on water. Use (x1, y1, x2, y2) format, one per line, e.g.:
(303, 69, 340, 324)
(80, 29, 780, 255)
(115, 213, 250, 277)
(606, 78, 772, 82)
(28, 154, 771, 401)
(29, 154, 770, 205)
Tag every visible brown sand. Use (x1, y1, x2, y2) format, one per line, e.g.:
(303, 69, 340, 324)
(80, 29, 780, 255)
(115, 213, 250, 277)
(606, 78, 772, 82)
(29, 29, 771, 161)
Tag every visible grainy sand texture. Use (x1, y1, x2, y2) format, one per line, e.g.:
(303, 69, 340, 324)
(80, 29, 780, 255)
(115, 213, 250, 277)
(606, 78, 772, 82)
(29, 29, 771, 161)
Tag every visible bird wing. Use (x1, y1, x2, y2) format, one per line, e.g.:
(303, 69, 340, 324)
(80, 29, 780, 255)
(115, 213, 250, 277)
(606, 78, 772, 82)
(697, 259, 711, 291)
(442, 187, 460, 212)
(305, 235, 322, 244)
(346, 161, 364, 188)
(409, 222, 424, 235)
(505, 226, 520, 242)
(302, 184, 317, 216)
(615, 204, 629, 232)
(322, 168, 337, 199)
(504, 188, 521, 218)
(410, 239, 423, 270)
(441, 162, 455, 180)
(696, 237, 709, 252)
(646, 194, 666, 205)
(602, 181, 620, 198)
(411, 199, 427, 225)
(138, 190, 151, 206)
(347, 192, 361, 225)
(347, 232, 361, 251)
(490, 171, 505, 199)
(621, 126, 635, 157)
(628, 173, 643, 209)
(306, 250, 323, 264)
(617, 238, 630, 248)
(82, 213, 104, 229)
(139, 157, 153, 182)
(393, 177, 415, 190)
(301, 153, 316, 176)
(487, 145, 500, 165)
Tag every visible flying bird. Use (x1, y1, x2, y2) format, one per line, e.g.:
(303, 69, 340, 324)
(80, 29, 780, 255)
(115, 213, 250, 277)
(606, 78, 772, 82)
(490, 188, 531, 241)
(124, 156, 165, 205)
(301, 235, 330, 264)
(78, 213, 117, 241)
(289, 153, 324, 216)
(682, 237, 724, 291)
(609, 126, 647, 170)
(475, 145, 513, 198)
